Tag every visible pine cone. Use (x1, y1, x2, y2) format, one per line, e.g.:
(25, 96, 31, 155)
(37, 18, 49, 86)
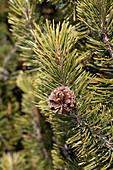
(48, 86, 76, 114)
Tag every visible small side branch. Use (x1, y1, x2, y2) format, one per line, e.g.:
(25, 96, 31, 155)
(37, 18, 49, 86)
(72, 115, 113, 151)
(0, 134, 13, 153)
(30, 95, 50, 162)
(0, 47, 17, 81)
(100, 13, 113, 60)
(33, 115, 50, 162)
(2, 47, 17, 68)
(103, 33, 113, 60)
(81, 118, 113, 151)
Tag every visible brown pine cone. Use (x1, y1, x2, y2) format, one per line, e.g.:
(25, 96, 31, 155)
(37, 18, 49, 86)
(48, 86, 76, 114)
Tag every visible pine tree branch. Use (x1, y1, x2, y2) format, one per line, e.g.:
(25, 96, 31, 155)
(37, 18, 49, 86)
(0, 134, 13, 153)
(2, 47, 17, 68)
(30, 94, 51, 162)
(103, 32, 113, 60)
(23, 0, 36, 43)
(0, 46, 17, 81)
(32, 106, 51, 162)
(81, 119, 113, 151)
(100, 13, 113, 60)
(72, 114, 113, 151)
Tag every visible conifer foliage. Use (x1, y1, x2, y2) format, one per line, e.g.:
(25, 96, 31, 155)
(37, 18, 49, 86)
(1, 0, 113, 169)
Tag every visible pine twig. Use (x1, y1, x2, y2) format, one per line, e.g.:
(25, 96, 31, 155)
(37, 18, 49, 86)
(0, 134, 13, 153)
(72, 114, 113, 151)
(2, 47, 17, 68)
(103, 33, 113, 60)
(0, 46, 17, 81)
(32, 106, 51, 162)
(100, 13, 113, 60)
(81, 118, 113, 151)
(30, 95, 50, 162)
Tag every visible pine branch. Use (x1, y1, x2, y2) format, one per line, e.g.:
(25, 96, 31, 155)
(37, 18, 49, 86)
(100, 14, 113, 60)
(32, 107, 51, 162)
(2, 47, 17, 68)
(103, 33, 113, 60)
(0, 134, 13, 153)
(31, 95, 51, 162)
(23, 0, 36, 42)
(72, 114, 113, 151)
(0, 46, 17, 81)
